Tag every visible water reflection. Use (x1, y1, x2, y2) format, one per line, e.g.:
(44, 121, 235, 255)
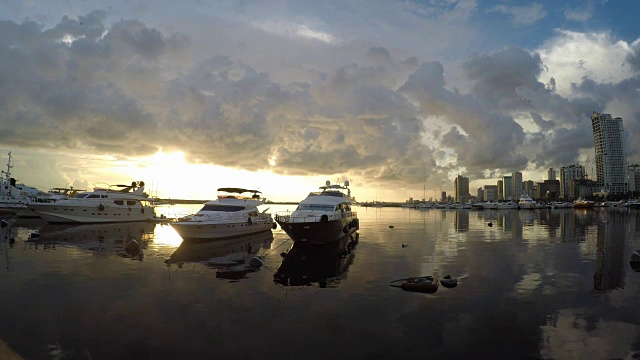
(168, 231, 273, 281)
(273, 233, 358, 288)
(29, 222, 156, 260)
(593, 215, 628, 292)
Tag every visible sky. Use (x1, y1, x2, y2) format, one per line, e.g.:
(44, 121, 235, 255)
(1, 0, 639, 202)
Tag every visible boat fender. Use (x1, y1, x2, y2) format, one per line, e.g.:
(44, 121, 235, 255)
(355, 219, 359, 230)
(343, 226, 349, 234)
(320, 214, 328, 222)
(0, 220, 7, 228)
(141, 208, 144, 213)
(98, 204, 105, 211)
(271, 222, 277, 229)
(247, 217, 252, 225)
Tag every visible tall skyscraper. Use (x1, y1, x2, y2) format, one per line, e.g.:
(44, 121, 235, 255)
(502, 176, 512, 200)
(497, 180, 503, 200)
(548, 168, 556, 181)
(560, 164, 585, 200)
(592, 112, 627, 194)
(511, 171, 523, 198)
(483, 185, 498, 201)
(454, 175, 469, 202)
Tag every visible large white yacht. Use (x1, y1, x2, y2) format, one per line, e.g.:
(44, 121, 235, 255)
(170, 188, 275, 240)
(275, 180, 359, 245)
(26, 181, 156, 223)
(517, 194, 536, 209)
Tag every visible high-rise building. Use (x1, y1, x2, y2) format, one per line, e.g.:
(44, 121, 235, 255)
(483, 185, 498, 201)
(524, 180, 535, 197)
(560, 164, 585, 200)
(477, 188, 484, 200)
(592, 112, 627, 194)
(454, 175, 469, 203)
(497, 180, 503, 200)
(511, 171, 523, 198)
(548, 168, 556, 181)
(441, 191, 447, 203)
(502, 176, 512, 200)
(628, 164, 640, 193)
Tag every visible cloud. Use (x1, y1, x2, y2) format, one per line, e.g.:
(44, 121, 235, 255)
(537, 30, 636, 97)
(488, 3, 547, 25)
(563, 2, 595, 22)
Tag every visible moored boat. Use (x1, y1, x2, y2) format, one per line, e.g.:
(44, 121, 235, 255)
(391, 276, 439, 293)
(573, 198, 595, 209)
(275, 180, 358, 245)
(27, 181, 156, 223)
(170, 188, 275, 240)
(517, 194, 536, 209)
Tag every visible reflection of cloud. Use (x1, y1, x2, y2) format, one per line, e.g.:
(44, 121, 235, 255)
(540, 308, 640, 359)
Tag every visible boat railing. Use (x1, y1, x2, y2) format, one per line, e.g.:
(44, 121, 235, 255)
(176, 211, 273, 223)
(274, 211, 357, 223)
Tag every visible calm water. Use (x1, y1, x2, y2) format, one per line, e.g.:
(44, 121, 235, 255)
(1, 204, 640, 359)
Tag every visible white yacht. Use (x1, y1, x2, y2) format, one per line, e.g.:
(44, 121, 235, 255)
(275, 180, 359, 245)
(549, 201, 571, 209)
(518, 194, 536, 209)
(482, 201, 499, 209)
(0, 152, 47, 217)
(26, 181, 156, 223)
(496, 201, 518, 209)
(170, 188, 274, 240)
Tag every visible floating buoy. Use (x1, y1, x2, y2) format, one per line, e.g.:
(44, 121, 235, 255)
(488, 222, 493, 227)
(440, 274, 458, 288)
(125, 239, 140, 255)
(401, 243, 408, 248)
(249, 257, 263, 269)
(389, 225, 394, 229)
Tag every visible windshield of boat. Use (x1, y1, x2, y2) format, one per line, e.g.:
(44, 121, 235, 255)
(296, 204, 336, 211)
(200, 205, 245, 212)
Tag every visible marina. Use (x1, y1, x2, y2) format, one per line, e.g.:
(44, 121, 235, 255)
(1, 204, 639, 358)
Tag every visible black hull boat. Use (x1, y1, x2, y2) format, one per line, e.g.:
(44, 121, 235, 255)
(275, 180, 359, 245)
(276, 214, 358, 245)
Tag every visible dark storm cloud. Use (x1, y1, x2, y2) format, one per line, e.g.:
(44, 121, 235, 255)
(2, 9, 639, 193)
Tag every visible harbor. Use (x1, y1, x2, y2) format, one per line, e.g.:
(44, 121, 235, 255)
(1, 204, 639, 359)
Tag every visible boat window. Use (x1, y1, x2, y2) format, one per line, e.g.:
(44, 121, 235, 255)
(88, 194, 101, 198)
(200, 205, 245, 212)
(114, 200, 124, 205)
(127, 200, 136, 206)
(73, 194, 89, 199)
(296, 204, 335, 211)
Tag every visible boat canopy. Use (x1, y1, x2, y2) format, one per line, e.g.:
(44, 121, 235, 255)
(217, 188, 261, 194)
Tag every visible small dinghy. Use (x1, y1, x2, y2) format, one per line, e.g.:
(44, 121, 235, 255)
(391, 276, 439, 293)
(440, 275, 458, 288)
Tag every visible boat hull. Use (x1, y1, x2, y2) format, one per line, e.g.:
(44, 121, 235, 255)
(27, 203, 155, 223)
(171, 218, 275, 240)
(276, 215, 358, 245)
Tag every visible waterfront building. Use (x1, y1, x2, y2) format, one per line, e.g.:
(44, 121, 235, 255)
(497, 180, 504, 200)
(502, 176, 512, 201)
(569, 178, 597, 199)
(483, 185, 498, 201)
(548, 168, 556, 181)
(512, 171, 523, 198)
(560, 164, 585, 200)
(537, 180, 560, 201)
(524, 180, 535, 197)
(454, 175, 470, 203)
(628, 164, 640, 193)
(477, 188, 484, 201)
(441, 191, 447, 203)
(591, 112, 627, 194)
